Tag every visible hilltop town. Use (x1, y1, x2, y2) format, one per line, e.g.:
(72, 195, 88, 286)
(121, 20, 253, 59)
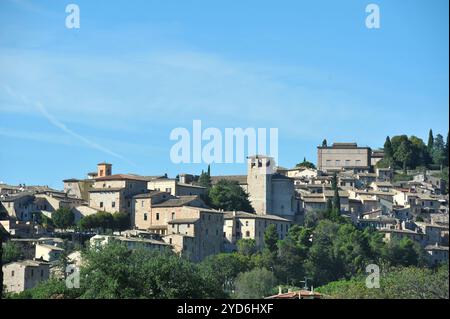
(1, 136, 449, 298)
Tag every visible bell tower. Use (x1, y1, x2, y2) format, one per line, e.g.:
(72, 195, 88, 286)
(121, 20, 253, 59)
(97, 162, 112, 178)
(246, 155, 275, 215)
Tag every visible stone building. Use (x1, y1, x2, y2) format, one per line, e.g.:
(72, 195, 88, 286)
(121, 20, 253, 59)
(223, 211, 292, 252)
(147, 178, 206, 197)
(247, 155, 300, 221)
(317, 142, 371, 172)
(88, 174, 148, 214)
(132, 192, 206, 232)
(162, 206, 224, 262)
(2, 260, 50, 293)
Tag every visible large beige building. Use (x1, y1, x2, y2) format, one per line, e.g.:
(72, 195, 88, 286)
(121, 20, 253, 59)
(132, 192, 206, 232)
(2, 260, 50, 293)
(223, 211, 292, 252)
(163, 207, 224, 261)
(317, 143, 371, 172)
(147, 178, 206, 197)
(88, 174, 148, 214)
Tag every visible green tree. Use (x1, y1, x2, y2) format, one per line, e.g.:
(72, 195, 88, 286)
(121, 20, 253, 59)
(236, 239, 257, 256)
(208, 180, 254, 212)
(394, 139, 413, 174)
(2, 241, 24, 264)
(296, 158, 316, 169)
(233, 268, 276, 299)
(427, 129, 434, 152)
(198, 166, 212, 190)
(275, 226, 311, 285)
(445, 132, 449, 167)
(112, 212, 130, 234)
(199, 253, 251, 295)
(382, 237, 426, 267)
(79, 241, 223, 298)
(264, 224, 279, 253)
(432, 134, 446, 168)
(331, 173, 341, 212)
(52, 208, 75, 230)
(317, 264, 449, 299)
(384, 136, 394, 160)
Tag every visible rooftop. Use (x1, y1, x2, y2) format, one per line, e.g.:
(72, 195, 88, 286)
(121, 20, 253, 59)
(168, 218, 199, 224)
(224, 211, 291, 222)
(152, 196, 200, 207)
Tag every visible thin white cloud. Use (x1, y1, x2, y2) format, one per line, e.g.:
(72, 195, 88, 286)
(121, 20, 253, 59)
(2, 84, 136, 166)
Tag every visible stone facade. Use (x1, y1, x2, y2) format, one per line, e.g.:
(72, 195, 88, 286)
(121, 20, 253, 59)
(247, 155, 299, 221)
(223, 211, 292, 252)
(317, 143, 371, 172)
(2, 260, 50, 293)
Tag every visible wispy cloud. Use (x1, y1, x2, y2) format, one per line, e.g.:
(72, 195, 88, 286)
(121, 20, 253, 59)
(2, 84, 136, 166)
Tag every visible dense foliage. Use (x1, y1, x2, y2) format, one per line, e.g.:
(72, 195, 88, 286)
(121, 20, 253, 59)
(379, 131, 449, 172)
(317, 264, 449, 299)
(52, 208, 75, 230)
(296, 157, 316, 169)
(2, 241, 25, 264)
(208, 179, 254, 213)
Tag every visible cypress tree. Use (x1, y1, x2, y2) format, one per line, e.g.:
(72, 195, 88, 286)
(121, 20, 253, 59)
(428, 129, 434, 151)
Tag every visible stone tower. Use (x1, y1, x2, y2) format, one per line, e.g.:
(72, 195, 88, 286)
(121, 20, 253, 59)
(97, 162, 112, 178)
(246, 155, 276, 215)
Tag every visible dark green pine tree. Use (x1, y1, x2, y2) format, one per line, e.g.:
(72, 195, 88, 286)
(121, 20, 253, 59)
(445, 132, 449, 166)
(384, 136, 393, 159)
(428, 129, 434, 152)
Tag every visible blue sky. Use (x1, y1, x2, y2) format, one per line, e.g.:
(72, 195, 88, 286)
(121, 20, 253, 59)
(0, 0, 448, 189)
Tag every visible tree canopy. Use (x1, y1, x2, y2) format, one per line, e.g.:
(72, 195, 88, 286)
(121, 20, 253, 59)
(208, 179, 254, 212)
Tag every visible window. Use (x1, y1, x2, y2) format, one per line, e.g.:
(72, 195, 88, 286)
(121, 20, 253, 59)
(223, 232, 226, 238)
(245, 221, 249, 226)
(112, 201, 116, 208)
(31, 269, 34, 277)
(100, 202, 104, 208)
(144, 213, 147, 221)
(156, 213, 160, 220)
(169, 238, 173, 244)
(141, 201, 144, 207)
(171, 212, 175, 220)
(246, 231, 250, 237)
(127, 201, 131, 208)
(166, 188, 171, 193)
(41, 270, 44, 277)
(11, 271, 14, 277)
